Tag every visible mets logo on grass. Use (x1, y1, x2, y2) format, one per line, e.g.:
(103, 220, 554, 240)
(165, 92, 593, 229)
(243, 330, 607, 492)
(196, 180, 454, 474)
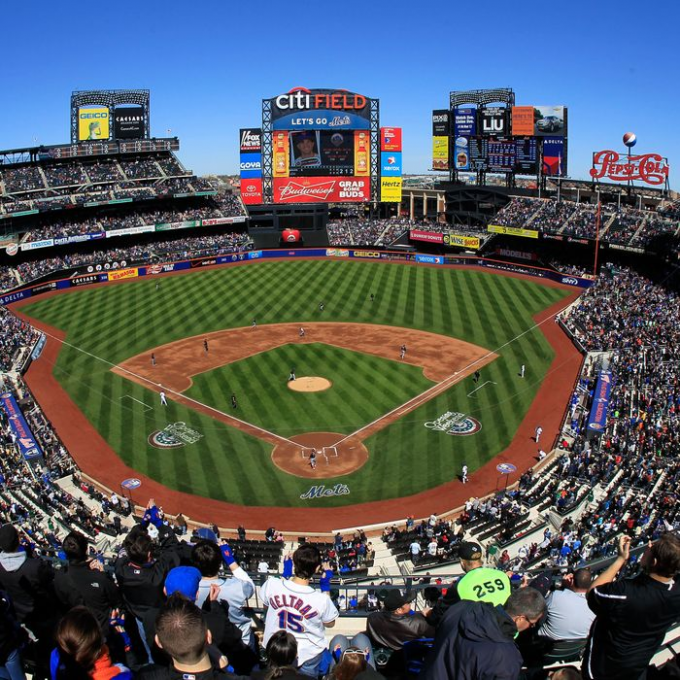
(149, 422, 204, 449)
(424, 411, 481, 436)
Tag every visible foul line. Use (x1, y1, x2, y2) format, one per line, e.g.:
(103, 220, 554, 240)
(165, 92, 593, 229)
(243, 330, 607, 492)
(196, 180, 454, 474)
(33, 328, 296, 448)
(331, 299, 578, 449)
(467, 380, 497, 398)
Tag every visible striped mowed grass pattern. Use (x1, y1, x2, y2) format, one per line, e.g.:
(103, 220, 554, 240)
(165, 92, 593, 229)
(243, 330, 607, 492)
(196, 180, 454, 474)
(21, 260, 570, 507)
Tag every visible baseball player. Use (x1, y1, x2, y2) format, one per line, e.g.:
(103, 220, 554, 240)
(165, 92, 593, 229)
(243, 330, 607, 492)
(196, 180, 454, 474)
(318, 301, 324, 312)
(299, 327, 306, 338)
(520, 364, 526, 378)
(462, 464, 468, 484)
(535, 425, 543, 443)
(155, 281, 159, 291)
(151, 353, 156, 367)
(231, 393, 238, 409)
(260, 545, 338, 675)
(203, 339, 209, 354)
(370, 293, 374, 303)
(289, 368, 296, 382)
(252, 318, 257, 327)
(309, 449, 317, 469)
(473, 370, 481, 383)
(160, 391, 168, 406)
(400, 344, 407, 360)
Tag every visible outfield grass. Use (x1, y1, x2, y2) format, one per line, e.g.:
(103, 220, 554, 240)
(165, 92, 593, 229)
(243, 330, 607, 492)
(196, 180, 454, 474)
(21, 260, 570, 507)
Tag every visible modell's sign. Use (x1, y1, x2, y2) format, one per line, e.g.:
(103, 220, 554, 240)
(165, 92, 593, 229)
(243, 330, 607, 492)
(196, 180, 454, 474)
(271, 88, 370, 130)
(590, 150, 669, 186)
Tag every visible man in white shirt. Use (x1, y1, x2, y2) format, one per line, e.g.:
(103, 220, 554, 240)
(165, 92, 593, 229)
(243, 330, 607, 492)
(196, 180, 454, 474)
(260, 544, 338, 677)
(409, 540, 422, 565)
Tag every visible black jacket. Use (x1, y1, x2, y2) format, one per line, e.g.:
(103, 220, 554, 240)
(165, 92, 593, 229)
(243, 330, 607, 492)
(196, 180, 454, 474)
(115, 527, 180, 620)
(136, 664, 248, 679)
(366, 609, 434, 650)
(421, 600, 522, 680)
(54, 561, 122, 631)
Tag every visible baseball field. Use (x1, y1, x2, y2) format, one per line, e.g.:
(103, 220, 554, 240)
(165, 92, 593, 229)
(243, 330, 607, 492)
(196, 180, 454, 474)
(18, 259, 574, 515)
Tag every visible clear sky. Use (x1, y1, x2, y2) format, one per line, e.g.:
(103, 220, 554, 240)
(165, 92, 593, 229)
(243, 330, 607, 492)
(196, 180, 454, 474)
(2, 0, 678, 189)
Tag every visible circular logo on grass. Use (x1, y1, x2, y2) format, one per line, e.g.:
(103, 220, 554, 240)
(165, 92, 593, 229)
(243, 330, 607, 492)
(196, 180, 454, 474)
(424, 411, 482, 436)
(149, 422, 204, 449)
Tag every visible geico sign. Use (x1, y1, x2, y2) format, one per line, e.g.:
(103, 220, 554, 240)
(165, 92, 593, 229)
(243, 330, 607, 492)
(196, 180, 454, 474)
(275, 88, 367, 111)
(80, 112, 108, 119)
(239, 161, 261, 170)
(354, 251, 380, 258)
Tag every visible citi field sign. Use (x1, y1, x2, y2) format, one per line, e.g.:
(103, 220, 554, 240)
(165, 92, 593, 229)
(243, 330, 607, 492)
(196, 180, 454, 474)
(270, 87, 371, 130)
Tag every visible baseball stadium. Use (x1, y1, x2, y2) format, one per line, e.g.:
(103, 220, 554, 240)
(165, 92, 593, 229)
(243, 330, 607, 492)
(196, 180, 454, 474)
(0, 75, 679, 678)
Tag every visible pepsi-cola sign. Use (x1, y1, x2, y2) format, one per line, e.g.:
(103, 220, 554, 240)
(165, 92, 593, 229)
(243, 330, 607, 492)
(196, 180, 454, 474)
(590, 150, 669, 186)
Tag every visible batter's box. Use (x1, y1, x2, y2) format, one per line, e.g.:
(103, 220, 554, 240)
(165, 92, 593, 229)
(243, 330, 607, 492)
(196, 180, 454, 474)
(120, 395, 153, 412)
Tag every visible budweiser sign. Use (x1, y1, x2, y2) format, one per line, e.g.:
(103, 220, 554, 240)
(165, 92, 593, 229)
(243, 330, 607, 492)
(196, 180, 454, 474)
(273, 177, 370, 203)
(590, 150, 669, 186)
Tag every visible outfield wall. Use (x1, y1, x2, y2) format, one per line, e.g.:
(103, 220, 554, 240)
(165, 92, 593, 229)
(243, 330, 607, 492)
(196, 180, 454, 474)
(0, 249, 593, 306)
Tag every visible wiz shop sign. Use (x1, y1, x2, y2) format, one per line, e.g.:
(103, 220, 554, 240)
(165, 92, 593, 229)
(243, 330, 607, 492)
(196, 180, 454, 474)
(590, 150, 669, 186)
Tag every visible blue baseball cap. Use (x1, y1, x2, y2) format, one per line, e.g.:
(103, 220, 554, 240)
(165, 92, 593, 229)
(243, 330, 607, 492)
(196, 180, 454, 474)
(165, 566, 202, 600)
(196, 527, 218, 543)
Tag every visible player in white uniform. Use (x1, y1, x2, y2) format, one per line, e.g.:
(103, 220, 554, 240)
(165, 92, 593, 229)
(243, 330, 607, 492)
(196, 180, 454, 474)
(260, 544, 338, 676)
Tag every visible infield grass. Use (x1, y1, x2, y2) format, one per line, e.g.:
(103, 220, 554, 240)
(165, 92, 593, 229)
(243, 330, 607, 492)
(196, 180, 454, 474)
(20, 260, 571, 507)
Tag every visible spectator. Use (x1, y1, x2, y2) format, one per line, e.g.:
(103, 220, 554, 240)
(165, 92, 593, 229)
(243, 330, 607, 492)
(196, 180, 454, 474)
(422, 587, 547, 680)
(366, 589, 434, 651)
(250, 631, 305, 679)
(583, 534, 680, 680)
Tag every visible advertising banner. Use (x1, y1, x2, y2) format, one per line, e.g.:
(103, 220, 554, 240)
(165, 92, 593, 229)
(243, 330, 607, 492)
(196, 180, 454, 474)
(380, 178, 402, 203)
(415, 254, 444, 264)
(487, 224, 539, 239)
(0, 290, 30, 306)
(534, 106, 566, 137)
(239, 128, 261, 153)
(240, 178, 263, 204)
(443, 233, 480, 249)
(381, 127, 402, 151)
(381, 152, 402, 177)
(155, 220, 200, 232)
(432, 137, 449, 170)
(201, 217, 247, 226)
(107, 268, 139, 282)
(354, 131, 370, 177)
(511, 106, 534, 136)
(21, 239, 54, 251)
(432, 110, 450, 137)
(410, 229, 443, 243)
(113, 106, 144, 139)
(589, 151, 669, 186)
(273, 131, 290, 178)
(239, 152, 262, 178)
(78, 107, 110, 141)
(454, 108, 476, 136)
(70, 274, 106, 287)
(453, 137, 470, 170)
(543, 137, 567, 177)
(587, 369, 612, 435)
(479, 107, 507, 136)
(274, 177, 370, 203)
(106, 225, 155, 237)
(0, 392, 42, 460)
(270, 88, 370, 130)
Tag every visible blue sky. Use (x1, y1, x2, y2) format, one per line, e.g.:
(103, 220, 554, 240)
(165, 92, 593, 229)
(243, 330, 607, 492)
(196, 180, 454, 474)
(2, 0, 678, 188)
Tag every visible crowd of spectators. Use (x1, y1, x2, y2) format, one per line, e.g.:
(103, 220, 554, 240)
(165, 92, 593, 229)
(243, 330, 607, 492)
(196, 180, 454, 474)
(0, 308, 40, 371)
(327, 217, 433, 247)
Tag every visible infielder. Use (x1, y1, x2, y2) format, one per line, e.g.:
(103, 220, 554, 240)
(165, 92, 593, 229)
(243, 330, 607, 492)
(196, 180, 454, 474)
(309, 449, 317, 469)
(151, 353, 156, 367)
(299, 327, 306, 338)
(319, 301, 325, 312)
(535, 425, 543, 443)
(289, 368, 296, 382)
(231, 393, 238, 409)
(462, 464, 468, 484)
(160, 391, 168, 406)
(203, 339, 209, 354)
(400, 344, 407, 360)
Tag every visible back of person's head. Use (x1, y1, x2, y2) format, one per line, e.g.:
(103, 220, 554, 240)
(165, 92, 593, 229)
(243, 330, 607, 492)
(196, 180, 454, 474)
(265, 630, 298, 678)
(124, 526, 153, 564)
(293, 544, 321, 580)
(572, 568, 592, 591)
(54, 606, 103, 678)
(62, 532, 88, 562)
(648, 533, 680, 578)
(504, 586, 546, 620)
(0, 524, 19, 553)
(549, 668, 583, 680)
(333, 647, 368, 680)
(191, 540, 222, 577)
(155, 594, 208, 666)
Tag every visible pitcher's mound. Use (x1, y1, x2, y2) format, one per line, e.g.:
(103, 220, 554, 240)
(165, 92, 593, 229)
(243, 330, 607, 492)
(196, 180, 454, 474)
(288, 377, 332, 392)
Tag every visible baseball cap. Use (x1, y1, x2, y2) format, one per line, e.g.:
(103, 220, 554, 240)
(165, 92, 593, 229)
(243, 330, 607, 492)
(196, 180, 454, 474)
(384, 589, 414, 611)
(0, 525, 19, 553)
(165, 566, 202, 601)
(459, 541, 483, 561)
(296, 131, 315, 141)
(195, 527, 218, 543)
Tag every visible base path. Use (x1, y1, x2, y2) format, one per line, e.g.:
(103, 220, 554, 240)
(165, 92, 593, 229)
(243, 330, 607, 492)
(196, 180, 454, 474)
(14, 265, 582, 533)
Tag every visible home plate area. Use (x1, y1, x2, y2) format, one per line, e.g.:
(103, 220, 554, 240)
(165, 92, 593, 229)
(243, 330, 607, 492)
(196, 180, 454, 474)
(271, 431, 368, 478)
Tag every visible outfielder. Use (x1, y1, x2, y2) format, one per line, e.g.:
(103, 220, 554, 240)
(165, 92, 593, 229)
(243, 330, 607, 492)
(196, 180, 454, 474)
(160, 391, 168, 406)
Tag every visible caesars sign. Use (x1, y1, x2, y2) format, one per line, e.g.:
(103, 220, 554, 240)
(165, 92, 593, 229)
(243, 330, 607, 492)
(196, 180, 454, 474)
(269, 87, 371, 130)
(78, 107, 110, 141)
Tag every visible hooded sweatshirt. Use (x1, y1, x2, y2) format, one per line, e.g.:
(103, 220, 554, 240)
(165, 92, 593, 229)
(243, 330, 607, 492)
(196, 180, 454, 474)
(421, 600, 522, 680)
